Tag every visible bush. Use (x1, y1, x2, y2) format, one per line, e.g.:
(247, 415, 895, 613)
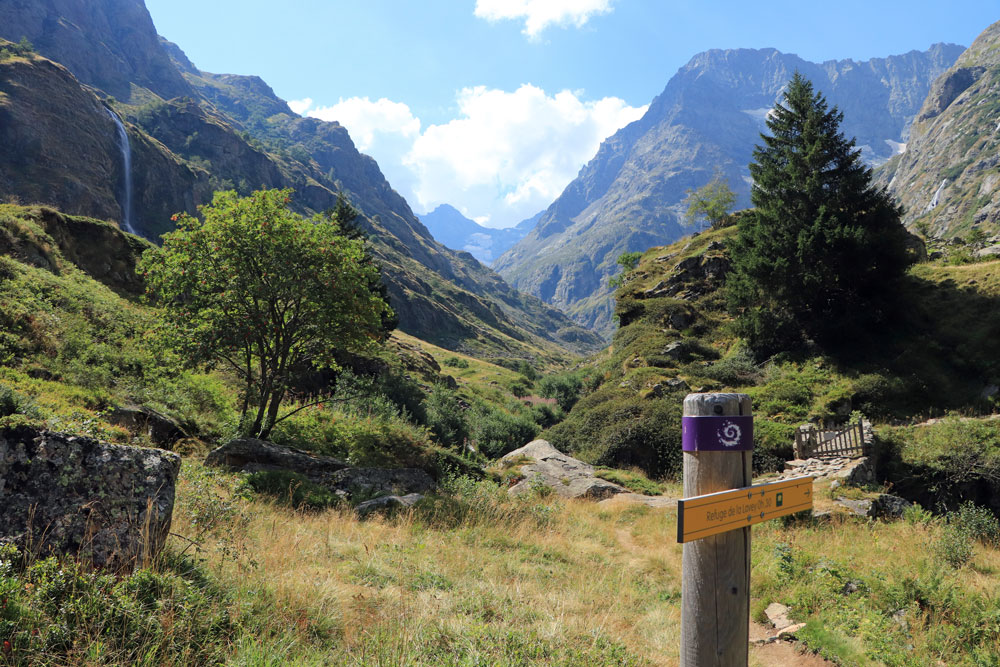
(471, 404, 539, 459)
(548, 390, 683, 479)
(537, 372, 585, 412)
(952, 501, 1000, 546)
(935, 521, 974, 569)
(442, 356, 470, 369)
(423, 384, 470, 448)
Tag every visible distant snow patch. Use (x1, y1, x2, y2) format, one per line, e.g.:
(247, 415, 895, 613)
(884, 139, 906, 155)
(927, 179, 947, 211)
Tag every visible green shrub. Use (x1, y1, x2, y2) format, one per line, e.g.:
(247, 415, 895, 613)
(702, 346, 761, 386)
(442, 356, 470, 369)
(549, 391, 683, 479)
(471, 404, 539, 459)
(0, 384, 41, 420)
(935, 521, 974, 569)
(423, 383, 470, 448)
(537, 372, 585, 412)
(952, 501, 1000, 546)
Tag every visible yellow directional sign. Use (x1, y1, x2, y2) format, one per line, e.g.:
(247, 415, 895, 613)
(677, 476, 813, 543)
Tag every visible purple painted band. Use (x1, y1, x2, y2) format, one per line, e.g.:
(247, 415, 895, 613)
(682, 415, 753, 452)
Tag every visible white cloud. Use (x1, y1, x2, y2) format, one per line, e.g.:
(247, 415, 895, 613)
(288, 98, 313, 115)
(297, 85, 645, 229)
(403, 84, 646, 227)
(474, 0, 613, 38)
(303, 97, 421, 151)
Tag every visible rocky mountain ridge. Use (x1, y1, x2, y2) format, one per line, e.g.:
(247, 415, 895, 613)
(418, 205, 539, 266)
(879, 20, 1000, 237)
(494, 44, 965, 336)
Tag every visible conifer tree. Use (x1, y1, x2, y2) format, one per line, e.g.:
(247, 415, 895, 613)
(727, 73, 914, 357)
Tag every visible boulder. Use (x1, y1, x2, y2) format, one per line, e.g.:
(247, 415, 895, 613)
(355, 493, 424, 519)
(0, 426, 180, 569)
(106, 405, 187, 447)
(205, 438, 348, 479)
(500, 439, 626, 500)
(975, 245, 1000, 259)
(834, 457, 875, 486)
(868, 494, 912, 520)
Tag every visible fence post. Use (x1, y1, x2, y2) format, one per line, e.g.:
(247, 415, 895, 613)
(680, 393, 752, 667)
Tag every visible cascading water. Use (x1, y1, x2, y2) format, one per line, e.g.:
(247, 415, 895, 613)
(105, 107, 137, 234)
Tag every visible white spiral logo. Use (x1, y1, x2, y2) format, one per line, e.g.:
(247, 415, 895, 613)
(718, 420, 742, 448)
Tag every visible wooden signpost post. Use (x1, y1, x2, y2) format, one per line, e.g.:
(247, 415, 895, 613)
(678, 393, 813, 667)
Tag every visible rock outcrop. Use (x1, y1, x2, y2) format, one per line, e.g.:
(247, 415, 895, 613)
(500, 439, 626, 500)
(0, 426, 180, 569)
(880, 20, 1000, 237)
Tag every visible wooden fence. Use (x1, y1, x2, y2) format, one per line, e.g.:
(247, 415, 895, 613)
(793, 420, 867, 459)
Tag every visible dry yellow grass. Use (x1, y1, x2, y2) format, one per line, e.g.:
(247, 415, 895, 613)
(170, 464, 1000, 665)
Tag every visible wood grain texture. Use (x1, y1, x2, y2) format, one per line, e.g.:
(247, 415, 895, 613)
(680, 393, 751, 667)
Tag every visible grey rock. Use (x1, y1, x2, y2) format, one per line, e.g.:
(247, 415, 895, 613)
(205, 438, 348, 478)
(975, 245, 1000, 258)
(354, 493, 423, 519)
(662, 342, 685, 359)
(835, 457, 875, 486)
(501, 440, 626, 500)
(765, 602, 793, 630)
(835, 497, 873, 516)
(868, 494, 912, 520)
(981, 384, 999, 399)
(929, 250, 944, 260)
(667, 378, 690, 391)
(0, 425, 180, 569)
(106, 405, 187, 446)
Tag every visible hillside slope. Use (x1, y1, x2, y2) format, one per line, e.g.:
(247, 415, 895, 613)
(494, 44, 964, 336)
(880, 20, 1000, 237)
(545, 227, 1000, 478)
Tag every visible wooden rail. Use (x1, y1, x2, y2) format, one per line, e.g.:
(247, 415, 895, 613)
(794, 420, 867, 459)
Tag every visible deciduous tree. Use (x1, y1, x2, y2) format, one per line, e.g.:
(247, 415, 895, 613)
(140, 189, 394, 438)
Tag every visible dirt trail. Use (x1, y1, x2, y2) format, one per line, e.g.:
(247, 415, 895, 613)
(612, 509, 836, 666)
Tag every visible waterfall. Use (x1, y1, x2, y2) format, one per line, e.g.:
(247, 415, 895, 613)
(105, 107, 136, 234)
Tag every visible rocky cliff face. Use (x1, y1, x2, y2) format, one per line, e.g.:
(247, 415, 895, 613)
(879, 21, 1000, 237)
(494, 44, 964, 336)
(0, 0, 192, 102)
(0, 3, 602, 358)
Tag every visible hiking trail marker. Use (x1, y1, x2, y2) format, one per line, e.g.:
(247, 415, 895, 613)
(677, 476, 813, 543)
(678, 393, 813, 667)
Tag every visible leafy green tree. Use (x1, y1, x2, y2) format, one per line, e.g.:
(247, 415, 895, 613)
(608, 251, 643, 289)
(140, 189, 394, 439)
(727, 73, 913, 358)
(683, 170, 737, 230)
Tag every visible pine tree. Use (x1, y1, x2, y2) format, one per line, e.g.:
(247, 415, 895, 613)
(727, 73, 914, 358)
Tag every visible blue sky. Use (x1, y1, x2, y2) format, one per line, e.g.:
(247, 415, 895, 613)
(146, 0, 998, 227)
